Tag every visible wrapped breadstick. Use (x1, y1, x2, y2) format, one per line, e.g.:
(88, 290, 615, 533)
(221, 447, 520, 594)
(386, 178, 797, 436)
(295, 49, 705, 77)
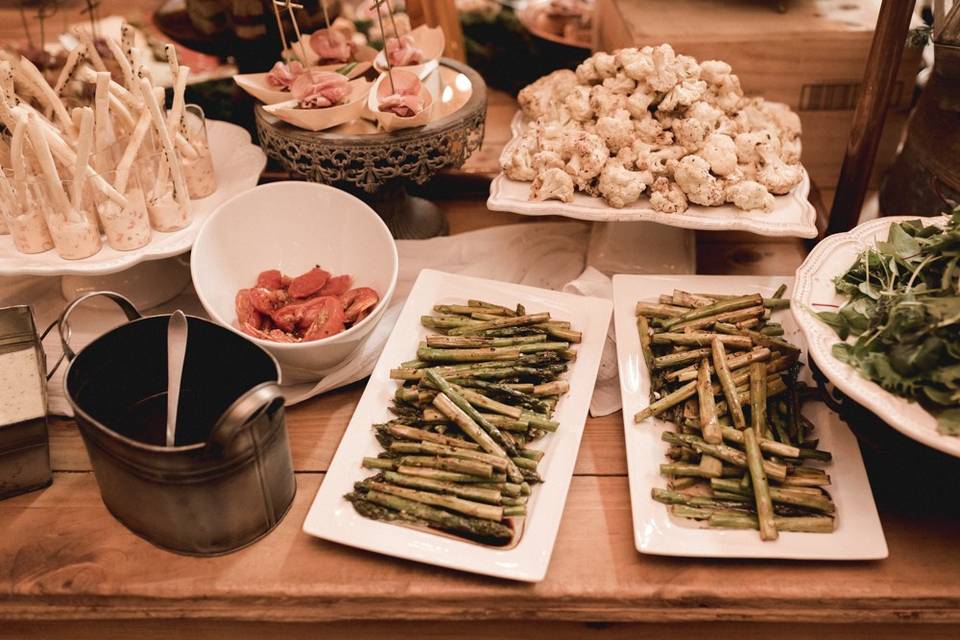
(18, 57, 76, 139)
(93, 72, 117, 160)
(26, 113, 101, 260)
(168, 66, 217, 199)
(53, 44, 85, 97)
(100, 110, 152, 250)
(5, 119, 53, 253)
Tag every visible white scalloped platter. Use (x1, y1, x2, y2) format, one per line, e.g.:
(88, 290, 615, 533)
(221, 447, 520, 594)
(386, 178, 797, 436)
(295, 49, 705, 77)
(0, 120, 266, 277)
(488, 113, 818, 239)
(793, 215, 960, 459)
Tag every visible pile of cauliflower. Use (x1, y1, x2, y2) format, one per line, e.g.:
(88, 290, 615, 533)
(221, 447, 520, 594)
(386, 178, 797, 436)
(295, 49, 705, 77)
(501, 44, 803, 213)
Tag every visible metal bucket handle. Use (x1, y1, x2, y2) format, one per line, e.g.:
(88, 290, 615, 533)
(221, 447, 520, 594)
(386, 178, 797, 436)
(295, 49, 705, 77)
(207, 381, 285, 452)
(45, 291, 142, 378)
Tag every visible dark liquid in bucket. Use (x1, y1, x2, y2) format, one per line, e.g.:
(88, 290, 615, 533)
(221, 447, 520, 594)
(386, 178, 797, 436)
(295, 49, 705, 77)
(117, 389, 211, 447)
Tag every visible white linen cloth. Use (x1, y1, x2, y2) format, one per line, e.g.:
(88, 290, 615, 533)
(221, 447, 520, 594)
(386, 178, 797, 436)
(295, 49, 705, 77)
(0, 222, 625, 418)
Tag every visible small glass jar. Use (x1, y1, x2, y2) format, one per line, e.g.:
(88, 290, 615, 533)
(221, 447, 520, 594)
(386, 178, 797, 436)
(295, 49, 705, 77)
(2, 177, 55, 255)
(180, 104, 218, 199)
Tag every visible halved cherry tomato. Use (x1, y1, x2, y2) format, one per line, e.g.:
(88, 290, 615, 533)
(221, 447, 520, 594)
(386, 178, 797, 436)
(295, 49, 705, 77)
(289, 267, 331, 298)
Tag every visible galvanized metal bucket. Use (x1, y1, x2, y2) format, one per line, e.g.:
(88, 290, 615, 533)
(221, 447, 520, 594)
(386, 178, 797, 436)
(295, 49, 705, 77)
(59, 292, 296, 556)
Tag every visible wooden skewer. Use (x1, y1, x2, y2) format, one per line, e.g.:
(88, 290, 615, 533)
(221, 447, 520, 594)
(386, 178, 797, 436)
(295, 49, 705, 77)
(269, 0, 292, 59)
(71, 107, 95, 209)
(320, 0, 332, 30)
(373, 0, 396, 94)
(279, 0, 310, 65)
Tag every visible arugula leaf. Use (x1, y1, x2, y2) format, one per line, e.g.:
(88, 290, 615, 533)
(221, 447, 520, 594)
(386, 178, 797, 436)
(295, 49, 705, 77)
(822, 216, 960, 437)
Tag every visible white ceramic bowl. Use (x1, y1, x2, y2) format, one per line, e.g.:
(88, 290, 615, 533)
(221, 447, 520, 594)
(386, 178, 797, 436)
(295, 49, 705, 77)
(191, 181, 398, 384)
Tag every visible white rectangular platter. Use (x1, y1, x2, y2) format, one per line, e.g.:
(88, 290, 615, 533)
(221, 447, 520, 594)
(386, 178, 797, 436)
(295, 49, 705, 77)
(612, 274, 887, 560)
(487, 113, 818, 239)
(303, 269, 612, 581)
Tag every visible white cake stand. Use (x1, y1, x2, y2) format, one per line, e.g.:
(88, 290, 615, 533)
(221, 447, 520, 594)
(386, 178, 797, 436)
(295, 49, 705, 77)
(0, 121, 266, 308)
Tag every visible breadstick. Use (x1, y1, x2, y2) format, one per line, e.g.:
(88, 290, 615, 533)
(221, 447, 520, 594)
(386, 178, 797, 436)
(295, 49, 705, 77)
(164, 43, 179, 78)
(26, 113, 74, 219)
(53, 44, 85, 96)
(71, 107, 95, 208)
(94, 72, 117, 152)
(0, 62, 17, 107)
(72, 28, 107, 72)
(141, 77, 189, 211)
(115, 110, 151, 193)
(77, 66, 141, 114)
(10, 114, 27, 206)
(105, 37, 142, 101)
(121, 23, 137, 69)
(18, 57, 76, 138)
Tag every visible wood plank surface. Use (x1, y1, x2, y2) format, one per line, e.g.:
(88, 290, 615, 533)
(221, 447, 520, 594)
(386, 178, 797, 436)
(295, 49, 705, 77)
(2, 473, 960, 625)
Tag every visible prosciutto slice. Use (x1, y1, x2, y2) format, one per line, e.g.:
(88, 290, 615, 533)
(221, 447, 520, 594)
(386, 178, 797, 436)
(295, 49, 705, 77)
(309, 29, 354, 63)
(385, 35, 423, 67)
(378, 93, 425, 118)
(266, 60, 305, 90)
(292, 71, 350, 109)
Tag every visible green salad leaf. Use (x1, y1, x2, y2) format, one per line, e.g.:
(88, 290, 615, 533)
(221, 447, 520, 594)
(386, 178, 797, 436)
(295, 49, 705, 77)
(817, 209, 960, 435)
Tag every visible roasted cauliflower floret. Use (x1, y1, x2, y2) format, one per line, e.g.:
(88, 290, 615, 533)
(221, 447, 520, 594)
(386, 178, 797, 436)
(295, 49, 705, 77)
(598, 160, 653, 208)
(734, 130, 780, 165)
(595, 109, 634, 153)
(634, 114, 674, 146)
(575, 57, 601, 85)
(532, 150, 565, 172)
(564, 85, 593, 122)
(757, 158, 803, 195)
(701, 133, 738, 176)
(562, 130, 609, 189)
(725, 180, 775, 212)
(646, 145, 686, 176)
(589, 84, 628, 118)
(673, 154, 725, 206)
(700, 60, 743, 113)
(617, 47, 654, 82)
(500, 134, 539, 181)
(603, 72, 637, 96)
(649, 176, 688, 213)
(530, 167, 575, 203)
(517, 69, 578, 120)
(685, 100, 724, 129)
(672, 117, 711, 153)
(626, 85, 657, 119)
(648, 44, 682, 93)
(659, 79, 707, 112)
(593, 52, 621, 79)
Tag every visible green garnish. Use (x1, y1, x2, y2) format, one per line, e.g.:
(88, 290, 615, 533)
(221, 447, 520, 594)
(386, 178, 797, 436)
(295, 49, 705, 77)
(817, 208, 960, 435)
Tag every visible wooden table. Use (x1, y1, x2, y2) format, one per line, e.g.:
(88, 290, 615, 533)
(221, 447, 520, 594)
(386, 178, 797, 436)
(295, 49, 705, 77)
(3, 5, 960, 639)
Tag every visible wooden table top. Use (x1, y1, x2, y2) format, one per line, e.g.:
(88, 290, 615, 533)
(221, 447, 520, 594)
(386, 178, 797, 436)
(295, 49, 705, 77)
(2, 4, 959, 637)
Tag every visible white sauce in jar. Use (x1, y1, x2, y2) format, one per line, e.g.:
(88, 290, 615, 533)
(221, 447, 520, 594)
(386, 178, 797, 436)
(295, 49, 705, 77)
(48, 214, 102, 260)
(147, 189, 191, 232)
(183, 142, 217, 199)
(0, 349, 46, 425)
(9, 211, 55, 254)
(100, 188, 152, 251)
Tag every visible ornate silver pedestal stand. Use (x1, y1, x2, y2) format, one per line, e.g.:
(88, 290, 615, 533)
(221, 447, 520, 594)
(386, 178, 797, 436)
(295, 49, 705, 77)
(255, 59, 486, 239)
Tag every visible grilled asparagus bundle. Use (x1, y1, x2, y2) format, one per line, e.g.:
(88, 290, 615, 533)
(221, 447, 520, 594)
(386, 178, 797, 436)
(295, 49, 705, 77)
(635, 287, 836, 541)
(345, 299, 580, 546)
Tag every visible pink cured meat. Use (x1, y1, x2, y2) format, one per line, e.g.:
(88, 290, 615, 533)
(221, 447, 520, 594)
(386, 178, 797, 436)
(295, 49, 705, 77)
(309, 29, 354, 63)
(385, 35, 423, 67)
(378, 93, 425, 118)
(266, 60, 305, 89)
(318, 274, 352, 297)
(292, 71, 351, 109)
(288, 266, 332, 298)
